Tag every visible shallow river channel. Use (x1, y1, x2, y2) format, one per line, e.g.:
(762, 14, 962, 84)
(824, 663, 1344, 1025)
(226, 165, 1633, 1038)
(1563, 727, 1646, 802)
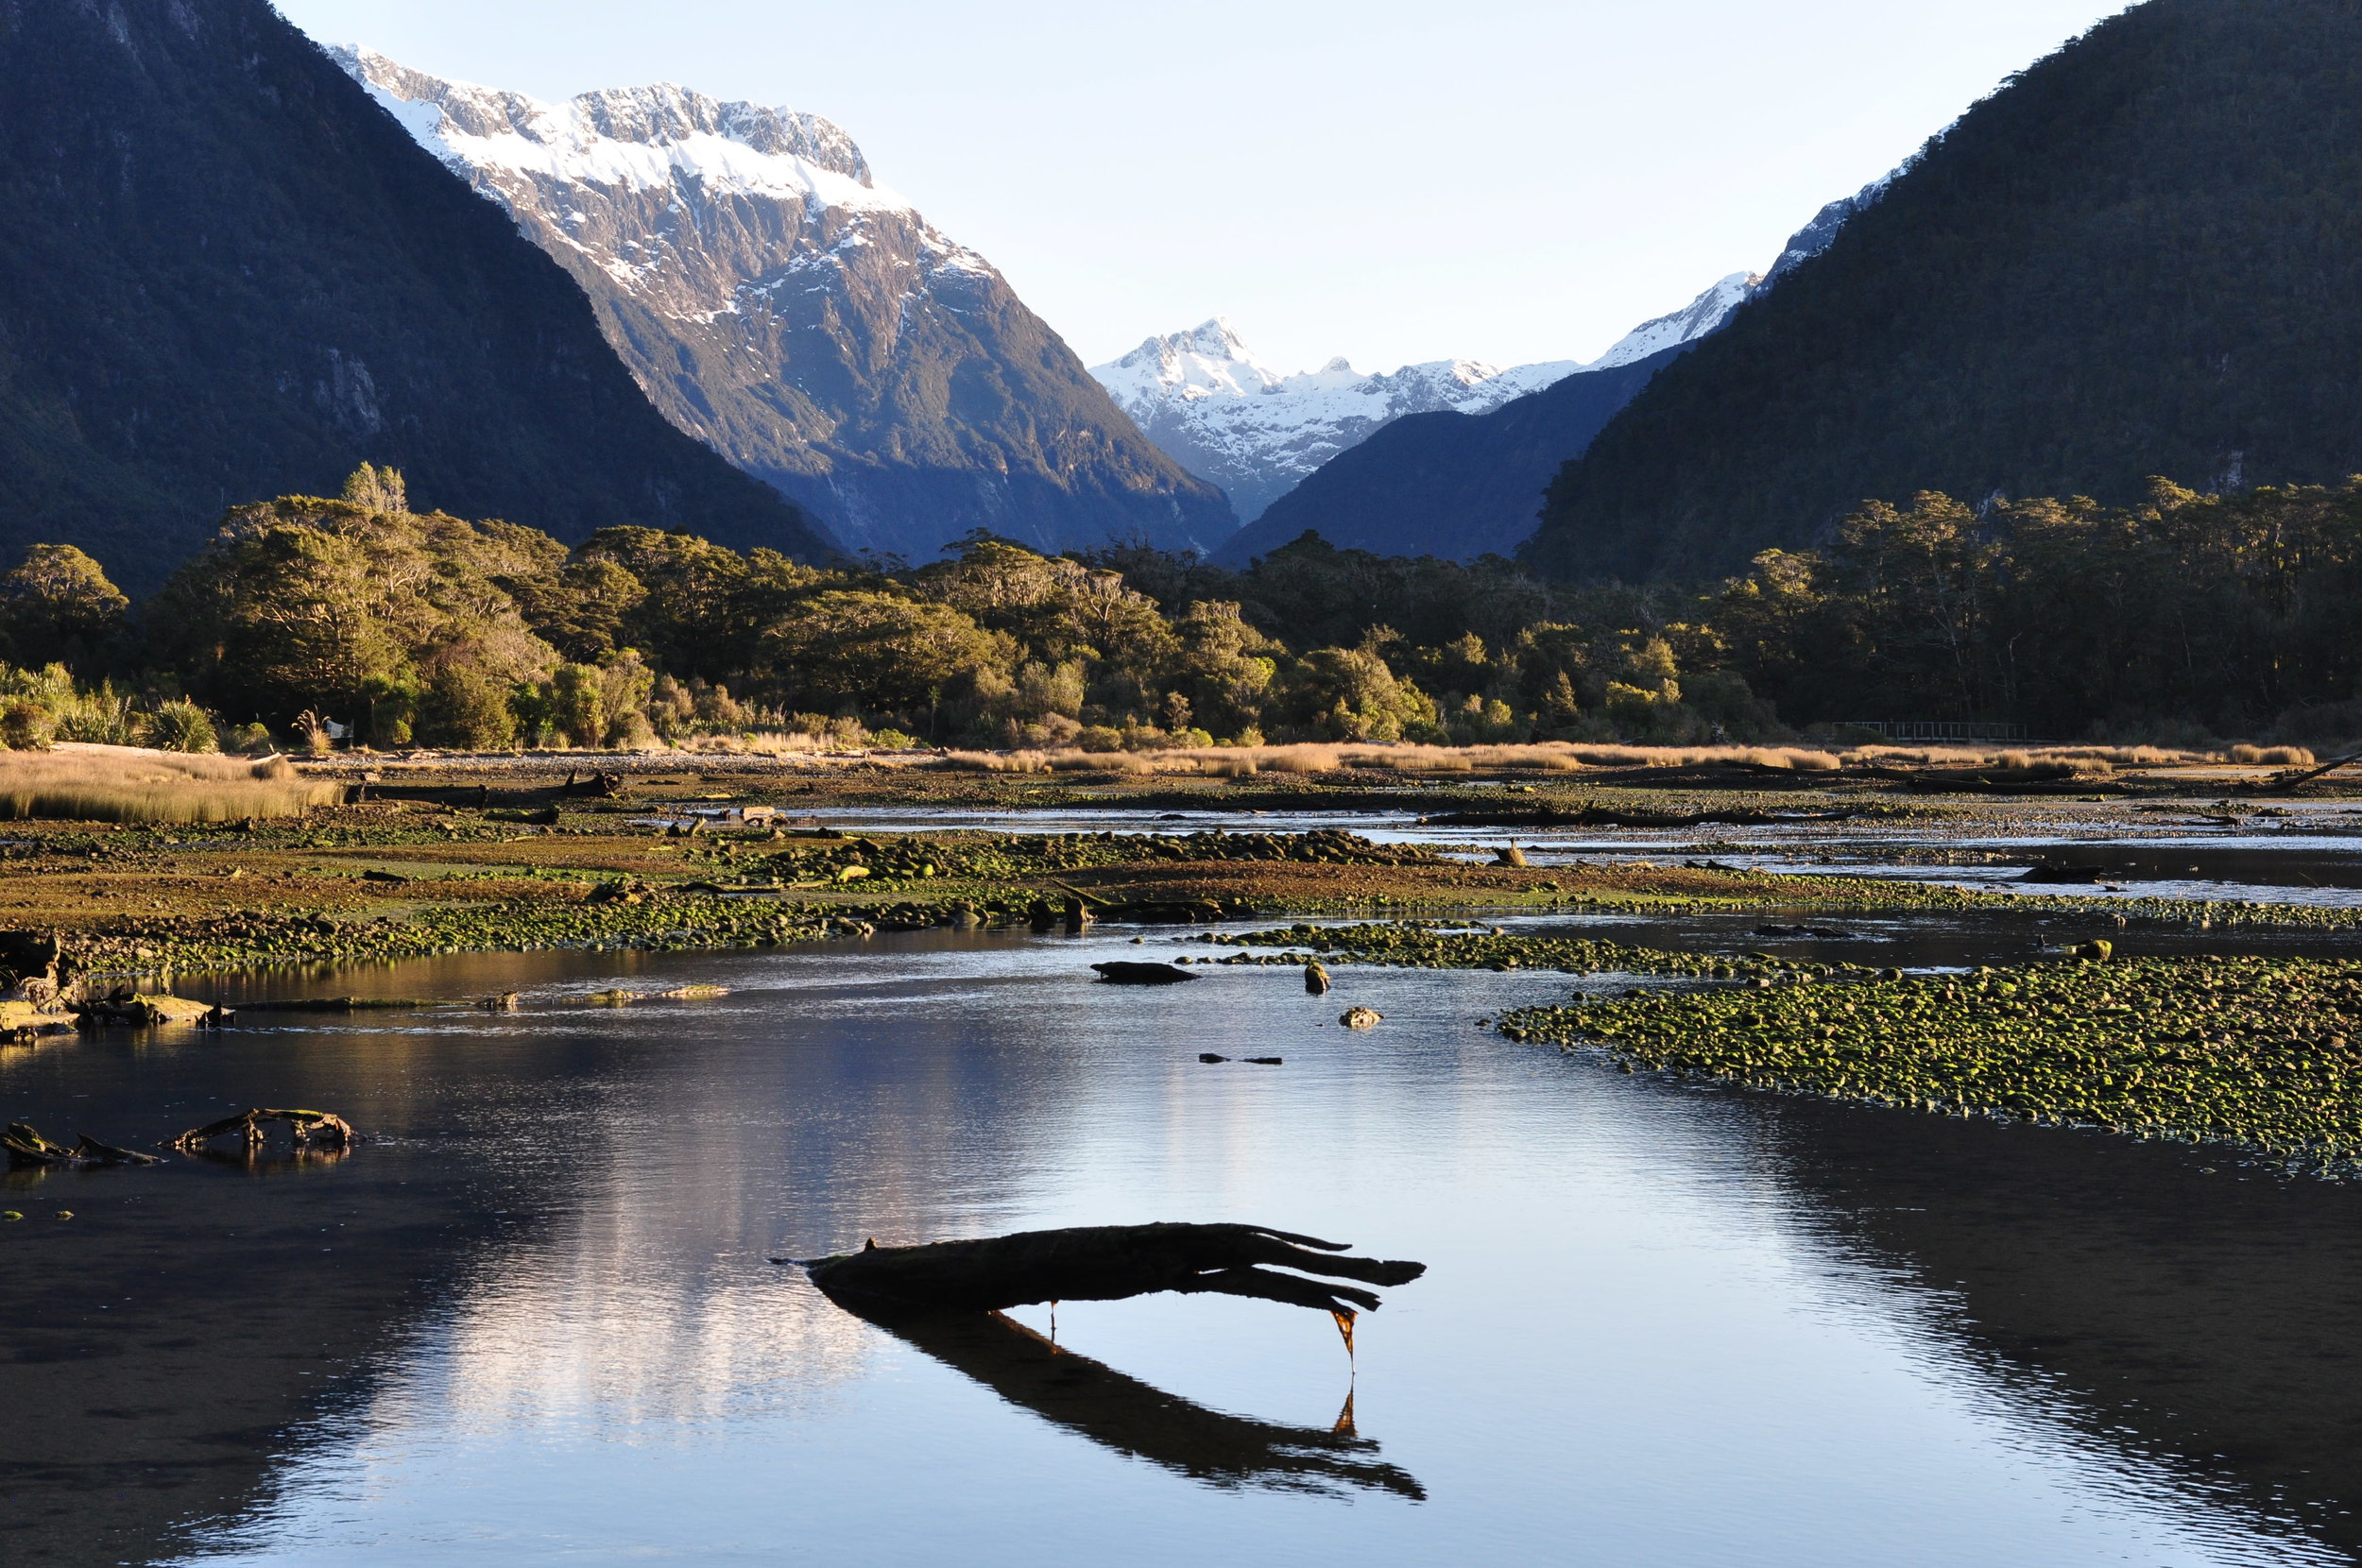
(8, 926, 2362, 1566)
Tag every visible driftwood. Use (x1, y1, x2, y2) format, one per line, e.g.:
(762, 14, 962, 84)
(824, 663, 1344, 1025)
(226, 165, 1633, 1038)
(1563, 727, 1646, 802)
(169, 1107, 357, 1153)
(1090, 961, 1197, 985)
(862, 1307, 1423, 1499)
(795, 1222, 1425, 1321)
(4, 1122, 162, 1168)
(2254, 750, 2362, 793)
(2017, 863, 2110, 883)
(72, 991, 222, 1027)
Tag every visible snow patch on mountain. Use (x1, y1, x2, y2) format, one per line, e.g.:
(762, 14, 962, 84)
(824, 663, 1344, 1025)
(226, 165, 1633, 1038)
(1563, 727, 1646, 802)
(1588, 272, 1759, 369)
(1094, 273, 1756, 522)
(328, 46, 1232, 561)
(336, 47, 896, 215)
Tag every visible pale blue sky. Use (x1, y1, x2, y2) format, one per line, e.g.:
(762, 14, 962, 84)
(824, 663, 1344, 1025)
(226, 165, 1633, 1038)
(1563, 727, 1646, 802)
(275, 0, 2128, 375)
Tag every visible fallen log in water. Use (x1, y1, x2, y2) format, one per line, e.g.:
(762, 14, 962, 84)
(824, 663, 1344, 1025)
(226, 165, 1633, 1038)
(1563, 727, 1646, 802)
(793, 1222, 1425, 1321)
(4, 1122, 162, 1168)
(1089, 961, 1198, 985)
(169, 1107, 358, 1153)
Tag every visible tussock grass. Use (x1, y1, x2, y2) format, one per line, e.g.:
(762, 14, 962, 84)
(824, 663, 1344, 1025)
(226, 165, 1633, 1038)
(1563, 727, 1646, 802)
(927, 737, 2302, 777)
(0, 744, 344, 823)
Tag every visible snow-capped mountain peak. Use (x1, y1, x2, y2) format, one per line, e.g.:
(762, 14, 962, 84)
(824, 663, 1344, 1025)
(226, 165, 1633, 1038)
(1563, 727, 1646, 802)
(335, 47, 900, 220)
(1588, 272, 1760, 369)
(1090, 275, 1777, 524)
(330, 46, 1232, 560)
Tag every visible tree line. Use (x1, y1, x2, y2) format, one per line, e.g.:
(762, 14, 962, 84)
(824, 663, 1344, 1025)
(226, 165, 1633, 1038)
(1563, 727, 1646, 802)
(0, 466, 2353, 753)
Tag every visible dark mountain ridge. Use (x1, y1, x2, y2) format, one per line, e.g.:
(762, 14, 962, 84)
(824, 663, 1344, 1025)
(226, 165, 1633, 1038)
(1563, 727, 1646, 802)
(1526, 0, 2362, 582)
(1211, 345, 1686, 565)
(0, 0, 833, 593)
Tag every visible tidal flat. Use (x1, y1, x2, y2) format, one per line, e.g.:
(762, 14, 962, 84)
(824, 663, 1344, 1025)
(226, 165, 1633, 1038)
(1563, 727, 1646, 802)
(7, 752, 2362, 1565)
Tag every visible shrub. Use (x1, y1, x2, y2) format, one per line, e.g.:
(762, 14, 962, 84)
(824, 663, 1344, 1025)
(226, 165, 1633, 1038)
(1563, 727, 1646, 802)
(142, 700, 219, 753)
(1, 698, 56, 750)
(226, 722, 277, 755)
(549, 664, 607, 748)
(417, 664, 518, 750)
(606, 709, 659, 751)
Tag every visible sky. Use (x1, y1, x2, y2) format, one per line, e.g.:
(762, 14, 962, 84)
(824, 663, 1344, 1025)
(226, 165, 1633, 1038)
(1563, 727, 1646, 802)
(273, 0, 2130, 376)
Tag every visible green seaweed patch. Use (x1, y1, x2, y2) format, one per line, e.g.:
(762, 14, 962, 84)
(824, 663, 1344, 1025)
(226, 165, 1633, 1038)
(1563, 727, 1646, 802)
(1499, 956, 2362, 1172)
(1207, 921, 1790, 979)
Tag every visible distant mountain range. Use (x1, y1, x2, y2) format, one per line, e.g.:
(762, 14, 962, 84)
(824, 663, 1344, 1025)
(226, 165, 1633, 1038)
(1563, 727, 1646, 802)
(0, 0, 830, 593)
(337, 49, 1234, 563)
(1212, 344, 1691, 565)
(1090, 325, 1576, 524)
(1096, 275, 1756, 530)
(1528, 0, 2362, 583)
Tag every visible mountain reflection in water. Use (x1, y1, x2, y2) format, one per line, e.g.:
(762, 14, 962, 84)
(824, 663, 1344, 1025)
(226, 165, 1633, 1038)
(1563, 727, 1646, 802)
(2, 932, 2358, 1565)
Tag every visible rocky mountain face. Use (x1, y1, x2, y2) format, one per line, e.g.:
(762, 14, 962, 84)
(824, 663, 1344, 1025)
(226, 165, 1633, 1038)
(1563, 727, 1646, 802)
(336, 50, 1233, 562)
(1098, 275, 1756, 528)
(0, 0, 831, 593)
(1528, 0, 2362, 583)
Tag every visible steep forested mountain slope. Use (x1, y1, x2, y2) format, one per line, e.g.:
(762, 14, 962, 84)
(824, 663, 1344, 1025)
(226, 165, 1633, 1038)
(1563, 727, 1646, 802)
(339, 51, 1233, 562)
(0, 0, 833, 592)
(1527, 0, 2362, 583)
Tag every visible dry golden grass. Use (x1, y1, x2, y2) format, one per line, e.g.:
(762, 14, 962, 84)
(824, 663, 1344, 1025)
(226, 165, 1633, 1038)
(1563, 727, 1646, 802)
(931, 737, 2302, 777)
(0, 743, 345, 823)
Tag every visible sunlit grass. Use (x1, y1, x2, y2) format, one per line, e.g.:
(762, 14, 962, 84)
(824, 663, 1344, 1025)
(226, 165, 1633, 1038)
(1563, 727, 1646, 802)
(0, 743, 344, 823)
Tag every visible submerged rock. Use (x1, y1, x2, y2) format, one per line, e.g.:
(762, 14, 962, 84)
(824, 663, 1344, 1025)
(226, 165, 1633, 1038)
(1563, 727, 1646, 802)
(1340, 1007, 1382, 1030)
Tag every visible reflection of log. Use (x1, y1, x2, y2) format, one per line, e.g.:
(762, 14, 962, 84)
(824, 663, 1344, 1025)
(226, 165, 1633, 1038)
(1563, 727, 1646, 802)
(856, 1306, 1425, 1500)
(801, 1222, 1425, 1319)
(230, 997, 438, 1014)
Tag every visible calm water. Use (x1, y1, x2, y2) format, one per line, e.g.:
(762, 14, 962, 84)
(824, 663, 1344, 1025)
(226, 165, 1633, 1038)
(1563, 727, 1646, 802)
(6, 929, 2362, 1566)
(734, 800, 2362, 905)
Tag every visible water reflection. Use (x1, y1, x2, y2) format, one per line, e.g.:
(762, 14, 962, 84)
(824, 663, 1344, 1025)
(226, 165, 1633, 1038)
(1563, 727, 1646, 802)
(1757, 1091, 2362, 1559)
(857, 1307, 1422, 1499)
(7, 934, 2362, 1564)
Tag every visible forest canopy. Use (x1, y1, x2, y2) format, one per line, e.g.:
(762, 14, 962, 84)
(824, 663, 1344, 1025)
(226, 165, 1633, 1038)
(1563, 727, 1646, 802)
(0, 466, 2354, 753)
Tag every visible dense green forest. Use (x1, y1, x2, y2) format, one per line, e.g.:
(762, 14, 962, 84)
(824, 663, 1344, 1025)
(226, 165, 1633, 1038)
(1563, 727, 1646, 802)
(1527, 0, 2362, 583)
(0, 467, 2353, 753)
